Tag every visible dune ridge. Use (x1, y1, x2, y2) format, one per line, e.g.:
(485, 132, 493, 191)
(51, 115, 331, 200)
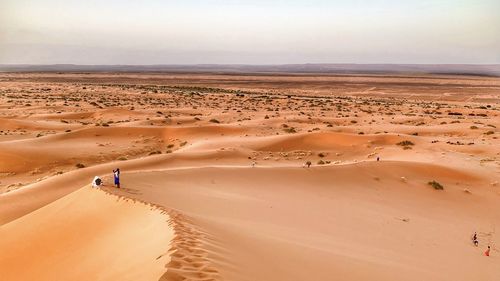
(97, 184, 223, 281)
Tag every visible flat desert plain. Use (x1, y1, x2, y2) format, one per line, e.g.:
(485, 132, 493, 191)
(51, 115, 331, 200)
(0, 72, 499, 281)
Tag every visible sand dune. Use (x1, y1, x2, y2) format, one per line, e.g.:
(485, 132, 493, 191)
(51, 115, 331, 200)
(0, 186, 173, 281)
(112, 164, 499, 281)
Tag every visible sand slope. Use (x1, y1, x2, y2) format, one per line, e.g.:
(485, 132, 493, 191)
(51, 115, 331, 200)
(0, 186, 173, 281)
(112, 163, 500, 281)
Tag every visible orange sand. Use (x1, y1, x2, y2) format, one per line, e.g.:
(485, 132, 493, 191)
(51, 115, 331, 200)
(0, 72, 498, 280)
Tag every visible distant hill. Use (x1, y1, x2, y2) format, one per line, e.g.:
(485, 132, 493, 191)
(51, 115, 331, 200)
(1, 64, 499, 76)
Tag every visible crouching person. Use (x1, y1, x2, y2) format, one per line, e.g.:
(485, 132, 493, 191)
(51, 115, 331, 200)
(92, 176, 102, 188)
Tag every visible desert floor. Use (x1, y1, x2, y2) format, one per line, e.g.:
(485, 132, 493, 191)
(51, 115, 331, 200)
(0, 72, 499, 280)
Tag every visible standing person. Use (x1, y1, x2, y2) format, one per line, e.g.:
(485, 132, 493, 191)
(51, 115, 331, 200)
(472, 232, 478, 246)
(484, 246, 491, 256)
(113, 168, 120, 188)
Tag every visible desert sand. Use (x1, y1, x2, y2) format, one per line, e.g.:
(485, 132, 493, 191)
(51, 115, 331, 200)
(0, 72, 499, 280)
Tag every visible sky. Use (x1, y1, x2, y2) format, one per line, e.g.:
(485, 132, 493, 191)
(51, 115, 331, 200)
(0, 0, 499, 64)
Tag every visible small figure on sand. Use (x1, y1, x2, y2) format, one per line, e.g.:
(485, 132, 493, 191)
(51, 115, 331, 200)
(92, 176, 102, 188)
(377, 156, 380, 161)
(484, 246, 491, 256)
(305, 161, 312, 168)
(472, 232, 479, 247)
(113, 168, 120, 188)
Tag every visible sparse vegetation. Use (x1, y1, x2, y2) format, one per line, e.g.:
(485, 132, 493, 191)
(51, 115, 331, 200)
(397, 140, 415, 146)
(428, 180, 444, 190)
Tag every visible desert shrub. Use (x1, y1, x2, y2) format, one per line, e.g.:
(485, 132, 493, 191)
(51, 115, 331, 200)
(396, 140, 415, 146)
(117, 156, 128, 161)
(209, 119, 220, 123)
(75, 163, 85, 168)
(283, 127, 297, 133)
(318, 152, 325, 158)
(470, 125, 478, 129)
(167, 144, 175, 148)
(149, 150, 162, 155)
(485, 131, 494, 135)
(180, 141, 188, 147)
(428, 180, 444, 190)
(317, 160, 325, 165)
(397, 140, 415, 146)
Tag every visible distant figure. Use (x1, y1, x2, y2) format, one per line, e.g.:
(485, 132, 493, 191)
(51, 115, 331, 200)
(472, 232, 479, 247)
(377, 156, 380, 161)
(305, 161, 312, 168)
(484, 246, 491, 256)
(92, 176, 102, 188)
(113, 168, 120, 188)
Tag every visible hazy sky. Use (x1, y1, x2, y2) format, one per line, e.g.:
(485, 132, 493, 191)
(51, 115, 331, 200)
(1, 0, 499, 64)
